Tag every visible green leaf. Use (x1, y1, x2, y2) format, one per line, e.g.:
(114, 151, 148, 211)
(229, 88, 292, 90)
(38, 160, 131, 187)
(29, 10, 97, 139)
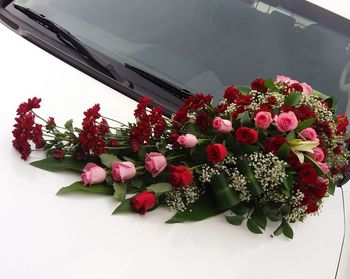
(225, 215, 245, 226)
(264, 78, 276, 90)
(166, 191, 222, 223)
(113, 182, 127, 201)
(278, 143, 291, 160)
(235, 86, 251, 95)
(210, 174, 240, 210)
(282, 219, 294, 239)
(64, 119, 73, 130)
(238, 158, 263, 196)
(99, 154, 120, 168)
(284, 92, 302, 106)
(251, 209, 267, 230)
(130, 177, 144, 189)
(232, 203, 249, 215)
(282, 175, 293, 198)
(273, 222, 284, 236)
(238, 111, 253, 127)
(295, 118, 314, 132)
(30, 157, 86, 172)
(247, 218, 263, 234)
(122, 156, 136, 164)
(327, 179, 335, 195)
(286, 131, 296, 141)
(57, 181, 114, 195)
(262, 204, 282, 222)
(146, 183, 172, 194)
(112, 199, 133, 214)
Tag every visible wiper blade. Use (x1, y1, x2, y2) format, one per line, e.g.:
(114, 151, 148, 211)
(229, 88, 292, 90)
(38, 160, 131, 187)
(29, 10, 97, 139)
(125, 63, 191, 100)
(14, 4, 124, 82)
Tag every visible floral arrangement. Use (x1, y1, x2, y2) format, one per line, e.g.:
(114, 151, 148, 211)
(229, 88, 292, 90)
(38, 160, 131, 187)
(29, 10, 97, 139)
(12, 75, 350, 239)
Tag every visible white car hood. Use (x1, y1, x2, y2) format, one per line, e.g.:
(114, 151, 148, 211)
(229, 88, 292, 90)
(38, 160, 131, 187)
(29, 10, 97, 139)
(0, 22, 345, 279)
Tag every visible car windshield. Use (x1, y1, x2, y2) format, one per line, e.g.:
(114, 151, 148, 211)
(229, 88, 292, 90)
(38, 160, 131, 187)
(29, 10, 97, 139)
(12, 0, 350, 113)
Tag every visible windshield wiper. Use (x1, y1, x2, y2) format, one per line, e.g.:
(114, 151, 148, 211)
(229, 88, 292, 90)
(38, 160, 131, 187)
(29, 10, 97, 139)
(14, 4, 124, 82)
(125, 63, 192, 100)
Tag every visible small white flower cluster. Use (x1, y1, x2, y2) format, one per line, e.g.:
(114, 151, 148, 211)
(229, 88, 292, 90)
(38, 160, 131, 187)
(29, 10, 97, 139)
(164, 184, 201, 212)
(285, 189, 307, 222)
(227, 170, 250, 201)
(248, 91, 285, 111)
(299, 94, 334, 123)
(247, 152, 287, 203)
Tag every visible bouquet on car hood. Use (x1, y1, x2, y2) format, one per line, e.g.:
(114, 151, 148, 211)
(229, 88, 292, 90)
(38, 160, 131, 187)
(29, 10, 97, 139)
(13, 75, 350, 239)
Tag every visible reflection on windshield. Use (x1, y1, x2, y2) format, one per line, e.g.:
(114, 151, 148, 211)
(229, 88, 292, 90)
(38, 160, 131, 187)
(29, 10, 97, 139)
(13, 0, 350, 114)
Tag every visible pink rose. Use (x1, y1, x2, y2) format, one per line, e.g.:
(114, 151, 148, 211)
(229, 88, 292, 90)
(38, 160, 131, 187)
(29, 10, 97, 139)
(81, 163, 106, 186)
(177, 134, 198, 148)
(145, 152, 167, 178)
(309, 147, 324, 162)
(254, 111, 273, 129)
(112, 161, 136, 182)
(300, 127, 319, 142)
(274, 111, 298, 133)
(275, 75, 291, 83)
(300, 82, 312, 96)
(213, 117, 232, 133)
(318, 162, 330, 174)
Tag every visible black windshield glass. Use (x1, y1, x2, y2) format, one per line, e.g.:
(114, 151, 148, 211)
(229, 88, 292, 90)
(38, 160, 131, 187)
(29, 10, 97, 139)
(13, 0, 350, 113)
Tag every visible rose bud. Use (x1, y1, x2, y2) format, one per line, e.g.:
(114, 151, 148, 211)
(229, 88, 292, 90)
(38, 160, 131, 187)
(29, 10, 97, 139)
(81, 163, 106, 186)
(274, 111, 298, 133)
(254, 111, 273, 129)
(145, 152, 167, 178)
(111, 161, 136, 182)
(300, 82, 312, 96)
(206, 143, 227, 164)
(169, 165, 193, 188)
(299, 127, 319, 142)
(335, 114, 349, 135)
(308, 147, 325, 162)
(177, 134, 198, 148)
(318, 162, 330, 174)
(235, 127, 258, 144)
(131, 191, 156, 215)
(213, 117, 232, 133)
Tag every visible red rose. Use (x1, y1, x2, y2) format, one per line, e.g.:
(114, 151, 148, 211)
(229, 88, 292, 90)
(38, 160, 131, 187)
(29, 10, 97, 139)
(235, 93, 253, 106)
(301, 193, 319, 214)
(169, 165, 193, 188)
(298, 162, 318, 184)
(215, 103, 228, 114)
(173, 106, 189, 128)
(206, 143, 227, 164)
(195, 111, 211, 132)
(287, 153, 302, 169)
(235, 127, 258, 144)
(224, 86, 240, 103)
(264, 135, 286, 154)
(251, 78, 267, 93)
(131, 191, 156, 215)
(336, 114, 349, 135)
(312, 177, 329, 199)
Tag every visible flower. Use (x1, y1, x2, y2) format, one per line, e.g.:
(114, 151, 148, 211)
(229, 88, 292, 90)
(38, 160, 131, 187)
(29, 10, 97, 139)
(206, 143, 227, 164)
(264, 135, 286, 154)
(81, 163, 106, 186)
(185, 93, 212, 111)
(169, 165, 193, 188)
(318, 162, 330, 174)
(300, 82, 312, 96)
(335, 114, 349, 135)
(195, 112, 211, 132)
(215, 103, 228, 114)
(177, 134, 198, 148)
(275, 75, 292, 83)
(53, 149, 65, 160)
(312, 177, 329, 199)
(299, 127, 319, 142)
(131, 191, 156, 215)
(235, 127, 258, 144)
(111, 161, 136, 182)
(254, 111, 272, 129)
(294, 105, 315, 121)
(145, 152, 167, 178)
(224, 86, 240, 103)
(274, 111, 298, 133)
(308, 147, 324, 162)
(251, 78, 267, 93)
(213, 117, 232, 133)
(298, 162, 318, 184)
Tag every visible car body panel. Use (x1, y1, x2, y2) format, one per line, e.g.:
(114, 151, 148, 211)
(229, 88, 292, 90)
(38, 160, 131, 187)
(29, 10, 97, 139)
(0, 16, 347, 279)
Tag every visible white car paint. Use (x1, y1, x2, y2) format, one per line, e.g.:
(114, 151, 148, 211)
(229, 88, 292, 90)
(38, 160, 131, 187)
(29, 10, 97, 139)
(0, 16, 348, 279)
